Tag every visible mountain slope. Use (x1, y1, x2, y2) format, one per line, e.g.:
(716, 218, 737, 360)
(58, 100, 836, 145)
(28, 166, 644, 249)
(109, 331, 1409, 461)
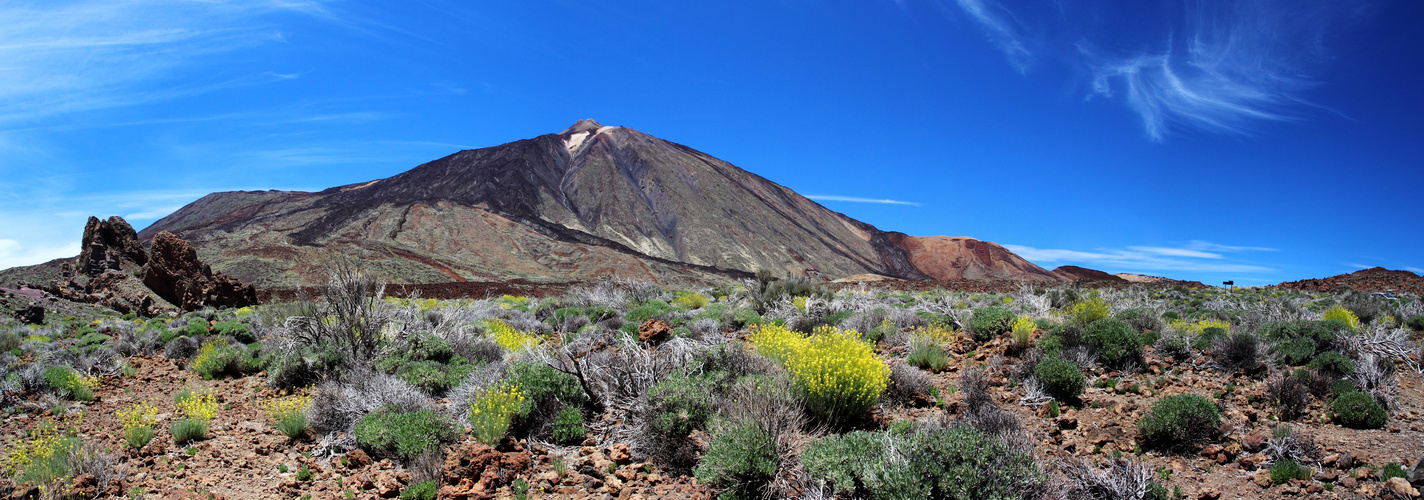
(136, 120, 1056, 287)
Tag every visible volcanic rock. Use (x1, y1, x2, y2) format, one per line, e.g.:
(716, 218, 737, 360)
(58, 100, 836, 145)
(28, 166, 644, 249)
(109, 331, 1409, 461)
(638, 319, 671, 343)
(12, 305, 43, 325)
(142, 231, 257, 311)
(1278, 266, 1424, 295)
(77, 216, 147, 276)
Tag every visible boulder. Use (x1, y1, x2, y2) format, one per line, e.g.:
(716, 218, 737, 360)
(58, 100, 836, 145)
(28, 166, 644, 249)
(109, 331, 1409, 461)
(77, 216, 147, 276)
(142, 231, 257, 311)
(638, 319, 671, 343)
(12, 305, 43, 325)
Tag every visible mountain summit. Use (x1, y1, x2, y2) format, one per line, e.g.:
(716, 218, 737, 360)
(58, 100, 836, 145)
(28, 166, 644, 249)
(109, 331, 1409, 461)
(136, 121, 1057, 287)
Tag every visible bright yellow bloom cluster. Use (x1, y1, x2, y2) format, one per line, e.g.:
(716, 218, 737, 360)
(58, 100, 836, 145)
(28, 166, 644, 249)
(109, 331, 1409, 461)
(261, 393, 312, 423)
(3, 414, 80, 477)
(1011, 316, 1037, 336)
(672, 293, 710, 310)
(1070, 297, 1110, 325)
(190, 338, 224, 372)
(793, 296, 809, 312)
(1169, 318, 1232, 334)
(487, 320, 540, 351)
(911, 324, 959, 344)
(1322, 306, 1361, 332)
(749, 324, 889, 425)
(176, 390, 219, 422)
(117, 402, 159, 434)
(468, 383, 525, 445)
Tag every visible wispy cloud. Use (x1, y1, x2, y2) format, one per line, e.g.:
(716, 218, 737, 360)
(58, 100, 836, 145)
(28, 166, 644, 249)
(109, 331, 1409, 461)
(0, 0, 334, 125)
(954, 0, 1033, 72)
(947, 0, 1369, 141)
(1003, 240, 1276, 274)
(805, 195, 922, 206)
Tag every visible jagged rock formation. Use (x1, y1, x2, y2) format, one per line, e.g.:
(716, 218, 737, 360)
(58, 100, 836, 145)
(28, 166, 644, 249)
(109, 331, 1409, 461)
(78, 216, 148, 276)
(143, 231, 259, 311)
(34, 217, 257, 316)
(126, 120, 1060, 288)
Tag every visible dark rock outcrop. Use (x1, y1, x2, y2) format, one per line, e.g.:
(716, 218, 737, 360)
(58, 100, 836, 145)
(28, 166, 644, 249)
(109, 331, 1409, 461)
(142, 231, 258, 311)
(12, 305, 43, 325)
(77, 216, 147, 276)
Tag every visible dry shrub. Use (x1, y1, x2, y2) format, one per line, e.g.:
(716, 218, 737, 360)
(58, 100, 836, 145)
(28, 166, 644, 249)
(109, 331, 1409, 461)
(883, 360, 933, 406)
(1059, 457, 1155, 500)
(1264, 372, 1311, 421)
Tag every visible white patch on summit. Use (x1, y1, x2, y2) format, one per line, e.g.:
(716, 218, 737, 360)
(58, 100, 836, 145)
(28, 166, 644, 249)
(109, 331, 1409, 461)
(564, 131, 590, 154)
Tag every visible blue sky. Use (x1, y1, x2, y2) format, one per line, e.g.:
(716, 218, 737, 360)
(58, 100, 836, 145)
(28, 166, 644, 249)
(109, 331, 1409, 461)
(1, 0, 1420, 285)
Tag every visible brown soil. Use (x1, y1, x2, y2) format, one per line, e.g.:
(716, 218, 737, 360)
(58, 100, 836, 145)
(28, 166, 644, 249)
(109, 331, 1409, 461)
(0, 356, 712, 500)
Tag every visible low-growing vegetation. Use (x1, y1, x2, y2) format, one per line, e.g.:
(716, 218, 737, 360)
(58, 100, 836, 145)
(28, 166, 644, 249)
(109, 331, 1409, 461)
(1, 267, 1422, 498)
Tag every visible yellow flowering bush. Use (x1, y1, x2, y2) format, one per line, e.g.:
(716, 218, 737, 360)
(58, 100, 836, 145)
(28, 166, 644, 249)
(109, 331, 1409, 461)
(117, 402, 159, 449)
(749, 324, 889, 427)
(468, 383, 525, 445)
(1322, 306, 1361, 332)
(497, 295, 530, 310)
(4, 414, 81, 485)
(487, 320, 540, 351)
(176, 389, 219, 422)
(1011, 316, 1037, 348)
(911, 324, 959, 345)
(1070, 297, 1110, 325)
(672, 293, 710, 310)
(1168, 318, 1232, 335)
(262, 393, 312, 439)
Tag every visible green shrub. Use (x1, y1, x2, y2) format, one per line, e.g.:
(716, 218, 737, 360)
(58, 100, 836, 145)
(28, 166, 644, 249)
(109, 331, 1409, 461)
(400, 480, 438, 500)
(1330, 379, 1357, 396)
(1270, 459, 1309, 484)
(550, 407, 586, 445)
(1034, 358, 1085, 401)
(906, 344, 950, 372)
(171, 418, 208, 444)
(1084, 318, 1140, 367)
(505, 362, 589, 433)
(1406, 316, 1424, 332)
(1037, 334, 1064, 357)
(969, 307, 1014, 341)
(1383, 462, 1408, 480)
(624, 300, 676, 324)
(730, 308, 764, 328)
(353, 407, 454, 460)
(1115, 308, 1162, 333)
(43, 366, 96, 401)
(802, 426, 1045, 500)
(1308, 352, 1355, 376)
(1138, 394, 1220, 449)
(125, 425, 155, 449)
(1330, 392, 1387, 429)
(191, 338, 257, 380)
(392, 359, 473, 397)
(1272, 337, 1316, 366)
(1213, 332, 1263, 372)
(7, 419, 81, 487)
(693, 422, 778, 499)
(184, 318, 210, 337)
(211, 320, 254, 343)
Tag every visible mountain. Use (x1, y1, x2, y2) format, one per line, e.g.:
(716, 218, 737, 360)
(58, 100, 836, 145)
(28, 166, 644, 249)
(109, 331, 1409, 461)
(106, 120, 1057, 288)
(1050, 265, 1128, 283)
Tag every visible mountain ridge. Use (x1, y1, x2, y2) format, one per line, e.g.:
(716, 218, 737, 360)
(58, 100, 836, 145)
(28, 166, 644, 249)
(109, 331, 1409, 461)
(102, 121, 1052, 287)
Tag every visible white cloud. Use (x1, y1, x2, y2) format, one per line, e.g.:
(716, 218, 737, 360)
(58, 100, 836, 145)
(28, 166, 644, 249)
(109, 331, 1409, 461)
(0, 238, 80, 271)
(949, 0, 1363, 141)
(1003, 241, 1276, 274)
(0, 0, 335, 125)
(805, 195, 922, 206)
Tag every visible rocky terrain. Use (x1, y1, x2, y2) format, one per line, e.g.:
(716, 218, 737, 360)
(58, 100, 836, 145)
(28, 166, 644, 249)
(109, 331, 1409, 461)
(1279, 268, 1424, 296)
(1, 277, 1421, 500)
